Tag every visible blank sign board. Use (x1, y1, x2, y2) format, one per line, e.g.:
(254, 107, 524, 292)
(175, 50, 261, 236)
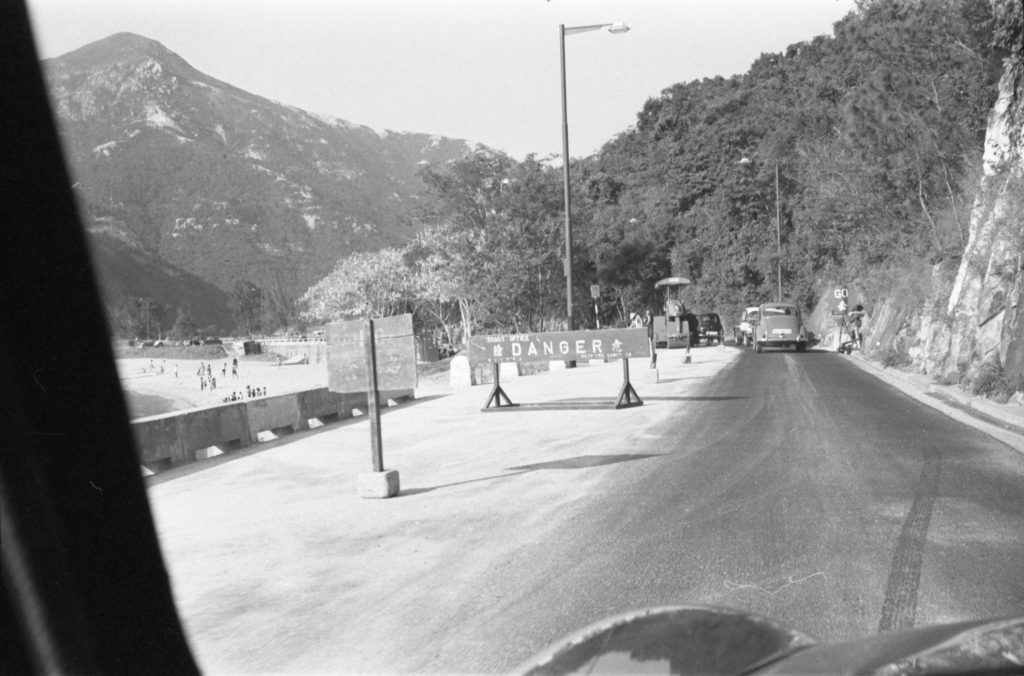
(326, 314, 417, 393)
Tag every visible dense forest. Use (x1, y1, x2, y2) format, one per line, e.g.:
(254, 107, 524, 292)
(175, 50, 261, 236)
(301, 0, 1005, 345)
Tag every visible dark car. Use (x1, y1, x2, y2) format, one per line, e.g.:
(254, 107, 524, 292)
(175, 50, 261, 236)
(682, 312, 699, 347)
(696, 313, 723, 345)
(202, 337, 223, 345)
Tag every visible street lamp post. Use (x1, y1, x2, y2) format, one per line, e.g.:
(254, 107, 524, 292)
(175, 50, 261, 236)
(560, 22, 629, 332)
(774, 162, 782, 302)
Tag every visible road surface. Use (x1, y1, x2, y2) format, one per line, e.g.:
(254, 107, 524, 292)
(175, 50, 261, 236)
(415, 349, 1024, 672)
(150, 347, 1024, 674)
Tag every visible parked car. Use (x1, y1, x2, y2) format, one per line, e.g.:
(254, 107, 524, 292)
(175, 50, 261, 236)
(734, 306, 759, 345)
(202, 337, 223, 345)
(696, 313, 723, 345)
(753, 302, 808, 352)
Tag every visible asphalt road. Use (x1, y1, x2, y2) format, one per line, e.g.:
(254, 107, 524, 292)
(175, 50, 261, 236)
(151, 346, 1023, 674)
(424, 348, 1024, 673)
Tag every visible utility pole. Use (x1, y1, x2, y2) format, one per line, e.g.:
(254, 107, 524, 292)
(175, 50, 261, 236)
(775, 163, 782, 303)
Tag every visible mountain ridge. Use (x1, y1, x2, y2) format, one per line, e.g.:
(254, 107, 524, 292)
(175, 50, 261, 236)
(42, 32, 484, 335)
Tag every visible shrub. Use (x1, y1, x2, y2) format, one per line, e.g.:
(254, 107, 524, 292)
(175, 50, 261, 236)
(969, 361, 1024, 403)
(880, 346, 911, 369)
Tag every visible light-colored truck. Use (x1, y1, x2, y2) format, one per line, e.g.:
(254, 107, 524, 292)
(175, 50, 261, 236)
(733, 306, 759, 346)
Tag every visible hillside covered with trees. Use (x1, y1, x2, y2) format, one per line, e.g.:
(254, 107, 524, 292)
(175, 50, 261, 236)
(302, 0, 1014, 374)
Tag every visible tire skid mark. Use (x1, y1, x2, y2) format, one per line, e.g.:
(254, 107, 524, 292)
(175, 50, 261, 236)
(762, 497, 785, 570)
(878, 453, 941, 633)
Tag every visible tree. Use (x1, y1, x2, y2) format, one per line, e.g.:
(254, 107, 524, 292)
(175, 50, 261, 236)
(104, 294, 139, 340)
(404, 225, 470, 345)
(416, 151, 566, 334)
(169, 307, 199, 341)
(229, 279, 262, 336)
(299, 248, 416, 322)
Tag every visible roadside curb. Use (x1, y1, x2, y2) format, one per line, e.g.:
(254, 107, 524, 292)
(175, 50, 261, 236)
(844, 351, 1024, 453)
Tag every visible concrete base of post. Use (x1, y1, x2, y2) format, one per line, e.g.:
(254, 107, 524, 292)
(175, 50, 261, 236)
(642, 368, 660, 383)
(683, 352, 692, 364)
(449, 355, 474, 388)
(357, 469, 400, 499)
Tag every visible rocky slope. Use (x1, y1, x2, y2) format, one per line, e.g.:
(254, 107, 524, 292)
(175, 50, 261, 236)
(809, 0, 1022, 400)
(922, 0, 1024, 385)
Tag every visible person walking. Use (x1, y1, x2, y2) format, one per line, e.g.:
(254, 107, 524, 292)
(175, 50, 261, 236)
(646, 309, 657, 369)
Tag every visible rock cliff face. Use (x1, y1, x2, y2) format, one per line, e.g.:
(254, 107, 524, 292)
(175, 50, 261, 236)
(922, 0, 1023, 384)
(810, 2, 1022, 396)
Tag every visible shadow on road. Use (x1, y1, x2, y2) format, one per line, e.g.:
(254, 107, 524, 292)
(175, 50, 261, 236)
(486, 400, 618, 411)
(507, 454, 662, 471)
(399, 454, 662, 497)
(654, 376, 712, 383)
(398, 470, 531, 497)
(642, 395, 748, 402)
(482, 395, 749, 410)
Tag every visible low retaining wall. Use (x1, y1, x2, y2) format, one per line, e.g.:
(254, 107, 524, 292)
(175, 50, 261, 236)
(259, 340, 328, 364)
(132, 386, 413, 472)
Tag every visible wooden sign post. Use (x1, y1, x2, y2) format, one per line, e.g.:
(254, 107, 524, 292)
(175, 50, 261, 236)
(326, 314, 416, 498)
(364, 319, 383, 472)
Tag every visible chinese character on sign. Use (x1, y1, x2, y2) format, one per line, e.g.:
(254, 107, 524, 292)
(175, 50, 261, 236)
(611, 339, 623, 353)
(838, 300, 848, 313)
(493, 345, 504, 357)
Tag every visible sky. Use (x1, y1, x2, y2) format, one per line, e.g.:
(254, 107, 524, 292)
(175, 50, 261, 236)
(26, 0, 858, 160)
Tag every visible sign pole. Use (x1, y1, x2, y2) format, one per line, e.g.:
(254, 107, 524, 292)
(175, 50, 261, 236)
(326, 314, 411, 498)
(364, 318, 384, 472)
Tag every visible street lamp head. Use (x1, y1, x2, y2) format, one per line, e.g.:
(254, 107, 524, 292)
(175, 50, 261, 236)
(563, 22, 630, 37)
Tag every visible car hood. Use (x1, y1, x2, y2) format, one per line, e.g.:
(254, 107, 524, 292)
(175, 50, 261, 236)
(515, 606, 1023, 675)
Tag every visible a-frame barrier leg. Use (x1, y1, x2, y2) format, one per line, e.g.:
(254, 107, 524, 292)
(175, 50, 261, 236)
(483, 362, 519, 411)
(615, 357, 643, 409)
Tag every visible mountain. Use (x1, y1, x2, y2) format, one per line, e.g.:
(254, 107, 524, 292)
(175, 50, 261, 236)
(41, 32, 482, 333)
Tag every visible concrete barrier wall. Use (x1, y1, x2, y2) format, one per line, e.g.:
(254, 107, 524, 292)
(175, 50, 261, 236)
(132, 386, 413, 472)
(246, 395, 305, 434)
